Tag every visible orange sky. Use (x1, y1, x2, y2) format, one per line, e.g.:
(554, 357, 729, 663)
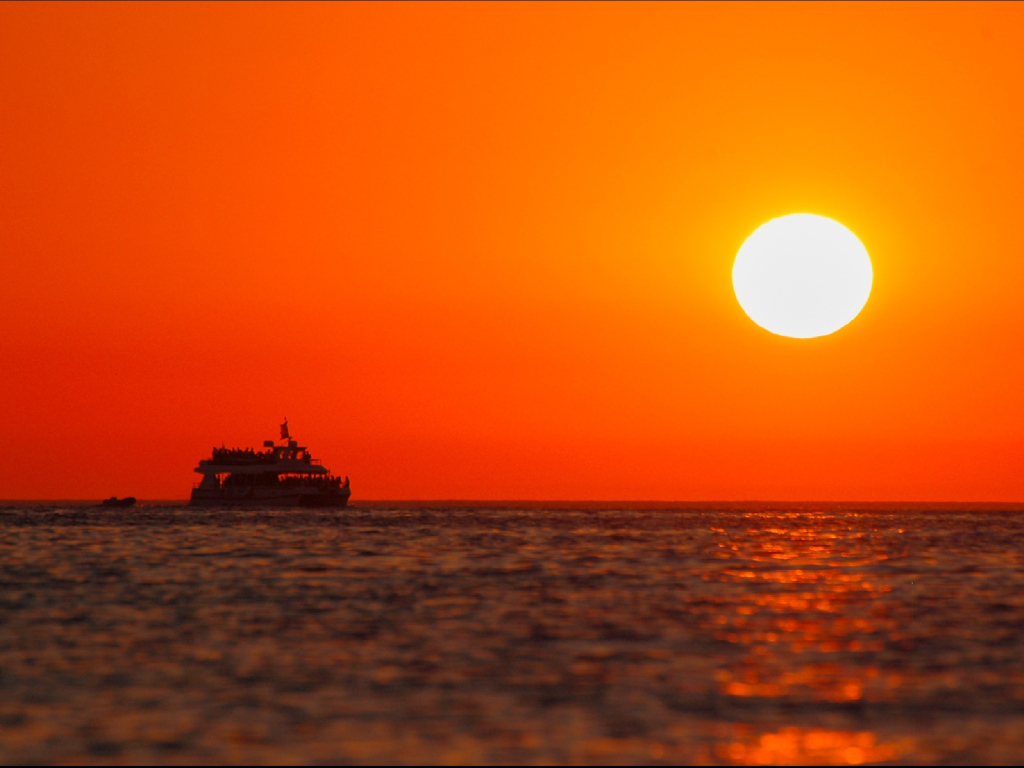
(2, 1, 1024, 500)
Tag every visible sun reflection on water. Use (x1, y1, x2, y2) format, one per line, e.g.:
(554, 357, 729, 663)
(715, 726, 910, 765)
(699, 514, 912, 705)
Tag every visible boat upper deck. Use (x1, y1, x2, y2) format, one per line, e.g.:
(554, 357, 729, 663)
(195, 440, 330, 476)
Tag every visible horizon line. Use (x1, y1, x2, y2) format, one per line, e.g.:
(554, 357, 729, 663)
(4, 498, 1024, 509)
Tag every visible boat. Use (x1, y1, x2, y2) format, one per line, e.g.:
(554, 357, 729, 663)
(102, 496, 136, 507)
(189, 420, 350, 508)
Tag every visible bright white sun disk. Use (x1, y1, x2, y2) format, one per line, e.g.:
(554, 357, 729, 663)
(732, 214, 872, 339)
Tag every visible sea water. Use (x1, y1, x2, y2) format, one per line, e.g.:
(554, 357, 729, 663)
(2, 503, 1023, 764)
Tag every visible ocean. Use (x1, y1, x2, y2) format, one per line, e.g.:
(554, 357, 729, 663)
(2, 502, 1023, 764)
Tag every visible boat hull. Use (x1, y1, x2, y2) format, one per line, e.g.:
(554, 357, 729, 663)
(189, 486, 350, 508)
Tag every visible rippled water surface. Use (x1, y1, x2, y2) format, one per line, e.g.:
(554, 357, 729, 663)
(3, 503, 1024, 764)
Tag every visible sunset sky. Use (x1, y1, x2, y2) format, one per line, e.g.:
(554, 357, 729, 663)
(3, 2, 1024, 500)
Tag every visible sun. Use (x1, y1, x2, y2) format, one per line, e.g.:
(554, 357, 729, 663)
(732, 214, 873, 339)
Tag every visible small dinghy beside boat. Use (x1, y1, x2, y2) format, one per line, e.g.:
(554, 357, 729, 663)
(101, 496, 137, 507)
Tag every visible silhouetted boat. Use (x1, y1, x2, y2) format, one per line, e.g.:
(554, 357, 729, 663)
(190, 420, 350, 508)
(102, 497, 136, 507)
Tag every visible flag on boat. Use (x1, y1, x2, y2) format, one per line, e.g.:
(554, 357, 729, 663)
(280, 419, 289, 440)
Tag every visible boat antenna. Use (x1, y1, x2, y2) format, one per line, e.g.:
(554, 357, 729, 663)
(280, 418, 290, 442)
